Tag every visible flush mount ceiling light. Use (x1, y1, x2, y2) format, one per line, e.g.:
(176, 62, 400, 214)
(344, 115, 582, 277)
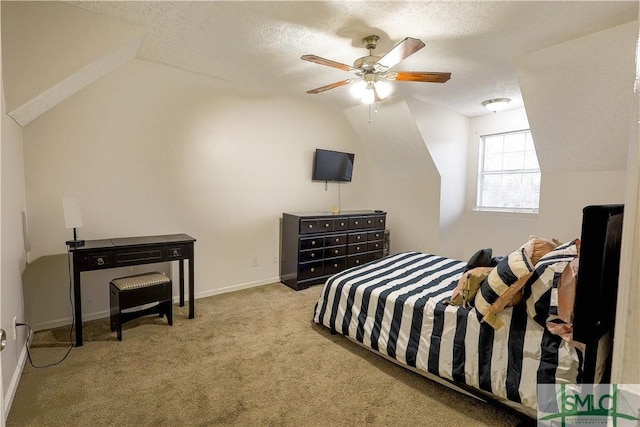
(482, 98, 511, 113)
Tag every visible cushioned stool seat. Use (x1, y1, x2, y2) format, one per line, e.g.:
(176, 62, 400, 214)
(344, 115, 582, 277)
(109, 271, 173, 341)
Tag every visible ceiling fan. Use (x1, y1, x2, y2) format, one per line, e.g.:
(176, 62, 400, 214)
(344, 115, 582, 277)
(301, 35, 451, 103)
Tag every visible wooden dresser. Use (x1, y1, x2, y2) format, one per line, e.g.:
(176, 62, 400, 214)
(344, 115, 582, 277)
(280, 210, 387, 290)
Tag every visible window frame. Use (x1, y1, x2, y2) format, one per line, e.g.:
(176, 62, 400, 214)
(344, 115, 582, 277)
(475, 129, 540, 214)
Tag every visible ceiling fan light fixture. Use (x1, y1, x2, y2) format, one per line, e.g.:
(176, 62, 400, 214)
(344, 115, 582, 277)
(361, 87, 376, 104)
(350, 80, 367, 99)
(350, 79, 392, 104)
(482, 98, 511, 113)
(374, 80, 392, 99)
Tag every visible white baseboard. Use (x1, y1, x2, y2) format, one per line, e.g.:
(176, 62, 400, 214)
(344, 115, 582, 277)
(194, 276, 281, 299)
(4, 343, 28, 422)
(30, 277, 282, 332)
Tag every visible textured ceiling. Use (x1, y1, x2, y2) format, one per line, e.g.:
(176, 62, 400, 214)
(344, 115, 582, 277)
(68, 1, 638, 117)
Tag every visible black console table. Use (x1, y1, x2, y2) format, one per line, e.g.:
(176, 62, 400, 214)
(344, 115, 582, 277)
(69, 233, 196, 346)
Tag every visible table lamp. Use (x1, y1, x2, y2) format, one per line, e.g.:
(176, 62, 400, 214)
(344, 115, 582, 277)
(63, 197, 85, 247)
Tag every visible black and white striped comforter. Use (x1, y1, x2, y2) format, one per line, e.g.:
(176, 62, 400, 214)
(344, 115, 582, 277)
(313, 252, 582, 411)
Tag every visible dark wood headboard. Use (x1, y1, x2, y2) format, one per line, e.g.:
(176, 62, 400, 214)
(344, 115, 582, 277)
(572, 204, 624, 382)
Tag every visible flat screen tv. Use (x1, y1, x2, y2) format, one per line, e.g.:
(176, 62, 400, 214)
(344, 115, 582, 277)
(312, 149, 355, 182)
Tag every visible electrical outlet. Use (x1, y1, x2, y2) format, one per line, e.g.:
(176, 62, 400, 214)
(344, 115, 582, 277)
(12, 316, 17, 340)
(252, 256, 259, 267)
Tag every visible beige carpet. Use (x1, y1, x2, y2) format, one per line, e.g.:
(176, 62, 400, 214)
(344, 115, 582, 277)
(7, 283, 528, 426)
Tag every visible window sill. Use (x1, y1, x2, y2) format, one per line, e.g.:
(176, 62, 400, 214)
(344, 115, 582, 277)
(473, 207, 539, 215)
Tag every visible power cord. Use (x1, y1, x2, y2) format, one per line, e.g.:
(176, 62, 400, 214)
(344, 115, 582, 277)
(16, 249, 75, 368)
(16, 322, 73, 368)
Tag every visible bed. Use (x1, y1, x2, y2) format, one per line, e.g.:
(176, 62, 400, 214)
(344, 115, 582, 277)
(313, 204, 624, 418)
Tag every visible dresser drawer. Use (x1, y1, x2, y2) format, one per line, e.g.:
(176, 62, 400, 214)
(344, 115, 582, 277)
(300, 236, 324, 250)
(368, 230, 384, 241)
(362, 215, 377, 229)
(334, 217, 349, 231)
(88, 252, 112, 269)
(347, 243, 366, 254)
(347, 254, 367, 268)
(298, 261, 323, 280)
(367, 241, 383, 252)
(348, 232, 367, 244)
(324, 258, 346, 275)
(348, 216, 363, 229)
(300, 219, 319, 234)
(318, 219, 334, 232)
(299, 248, 323, 262)
(325, 234, 347, 246)
(367, 250, 384, 262)
(324, 246, 346, 258)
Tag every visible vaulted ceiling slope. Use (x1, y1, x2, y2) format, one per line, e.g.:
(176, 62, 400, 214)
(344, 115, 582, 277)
(2, 1, 144, 126)
(3, 1, 638, 126)
(518, 21, 637, 173)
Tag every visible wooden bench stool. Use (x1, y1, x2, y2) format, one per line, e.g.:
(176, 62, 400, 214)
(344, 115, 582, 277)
(109, 271, 173, 341)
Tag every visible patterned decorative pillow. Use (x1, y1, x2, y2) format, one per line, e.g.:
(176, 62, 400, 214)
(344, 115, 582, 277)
(474, 236, 558, 329)
(524, 239, 580, 327)
(474, 243, 535, 329)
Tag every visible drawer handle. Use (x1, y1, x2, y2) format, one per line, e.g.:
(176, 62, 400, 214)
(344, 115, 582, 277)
(334, 263, 338, 268)
(335, 238, 339, 243)
(340, 222, 345, 226)
(367, 220, 372, 224)
(356, 260, 360, 264)
(334, 249, 339, 254)
(172, 249, 180, 256)
(357, 236, 361, 240)
(311, 253, 315, 258)
(308, 224, 313, 229)
(356, 246, 361, 251)
(97, 257, 104, 266)
(311, 241, 316, 246)
(325, 223, 330, 228)
(354, 221, 359, 225)
(310, 268, 315, 273)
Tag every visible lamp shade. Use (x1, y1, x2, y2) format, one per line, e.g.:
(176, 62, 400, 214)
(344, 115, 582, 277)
(63, 197, 83, 229)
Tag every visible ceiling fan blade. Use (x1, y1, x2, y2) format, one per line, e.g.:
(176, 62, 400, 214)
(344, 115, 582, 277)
(376, 37, 425, 70)
(306, 79, 352, 94)
(301, 54, 354, 72)
(391, 71, 451, 83)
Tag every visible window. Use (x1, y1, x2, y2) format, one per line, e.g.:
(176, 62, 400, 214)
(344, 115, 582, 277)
(477, 129, 540, 213)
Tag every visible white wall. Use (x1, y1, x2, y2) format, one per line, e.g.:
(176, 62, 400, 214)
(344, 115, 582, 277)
(21, 59, 371, 329)
(1, 20, 29, 419)
(407, 98, 469, 259)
